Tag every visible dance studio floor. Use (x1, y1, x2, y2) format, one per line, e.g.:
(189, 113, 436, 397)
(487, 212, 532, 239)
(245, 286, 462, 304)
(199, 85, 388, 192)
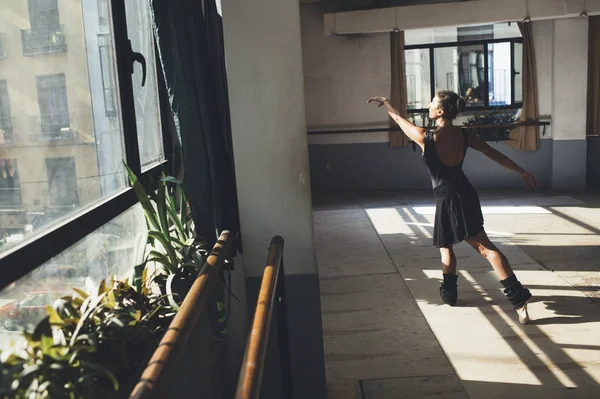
(313, 190, 600, 399)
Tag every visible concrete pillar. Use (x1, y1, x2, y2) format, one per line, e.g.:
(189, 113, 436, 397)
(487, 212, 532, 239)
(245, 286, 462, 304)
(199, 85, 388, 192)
(221, 0, 326, 398)
(551, 17, 588, 190)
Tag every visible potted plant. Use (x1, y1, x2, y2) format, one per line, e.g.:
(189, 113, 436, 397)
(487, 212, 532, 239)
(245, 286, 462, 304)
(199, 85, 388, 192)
(126, 166, 208, 311)
(0, 277, 171, 399)
(463, 109, 518, 142)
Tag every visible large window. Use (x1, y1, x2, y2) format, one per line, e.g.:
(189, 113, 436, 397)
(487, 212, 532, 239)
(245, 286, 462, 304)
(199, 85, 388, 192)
(0, 0, 167, 337)
(405, 23, 522, 114)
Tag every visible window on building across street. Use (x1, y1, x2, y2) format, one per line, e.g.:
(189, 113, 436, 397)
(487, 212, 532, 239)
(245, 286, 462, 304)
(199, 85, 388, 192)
(22, 0, 67, 56)
(0, 159, 21, 211)
(0, 80, 13, 143)
(36, 74, 71, 139)
(405, 22, 523, 114)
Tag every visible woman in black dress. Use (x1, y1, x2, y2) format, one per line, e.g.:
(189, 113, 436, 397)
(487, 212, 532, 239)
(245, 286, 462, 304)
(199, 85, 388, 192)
(367, 91, 541, 324)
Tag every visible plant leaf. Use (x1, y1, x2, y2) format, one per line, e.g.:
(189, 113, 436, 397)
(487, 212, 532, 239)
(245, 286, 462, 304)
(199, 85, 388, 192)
(166, 204, 186, 242)
(46, 305, 63, 325)
(72, 288, 89, 301)
(156, 176, 170, 238)
(124, 162, 161, 231)
(165, 274, 181, 311)
(148, 231, 179, 271)
(160, 176, 182, 185)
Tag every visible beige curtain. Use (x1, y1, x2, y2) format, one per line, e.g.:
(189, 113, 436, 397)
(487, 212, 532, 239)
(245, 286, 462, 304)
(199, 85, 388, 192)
(389, 30, 409, 148)
(587, 16, 600, 136)
(508, 22, 540, 151)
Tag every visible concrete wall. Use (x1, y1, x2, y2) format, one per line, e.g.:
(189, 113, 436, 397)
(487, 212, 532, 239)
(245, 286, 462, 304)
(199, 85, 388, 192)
(221, 0, 326, 397)
(309, 140, 553, 190)
(301, 3, 589, 191)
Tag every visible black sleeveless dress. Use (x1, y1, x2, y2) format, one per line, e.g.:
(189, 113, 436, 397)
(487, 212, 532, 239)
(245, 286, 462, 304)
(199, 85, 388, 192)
(422, 130, 484, 248)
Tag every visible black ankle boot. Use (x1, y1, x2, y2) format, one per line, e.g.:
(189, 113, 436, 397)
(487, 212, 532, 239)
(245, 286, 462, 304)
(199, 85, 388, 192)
(440, 273, 458, 306)
(501, 274, 532, 309)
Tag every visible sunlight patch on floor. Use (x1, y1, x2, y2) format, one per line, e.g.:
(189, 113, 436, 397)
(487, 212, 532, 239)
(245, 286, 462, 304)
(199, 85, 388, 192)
(412, 205, 552, 215)
(365, 208, 417, 236)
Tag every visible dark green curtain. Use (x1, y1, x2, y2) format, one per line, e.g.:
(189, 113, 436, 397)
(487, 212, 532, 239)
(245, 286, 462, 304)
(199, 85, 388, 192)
(150, 0, 241, 254)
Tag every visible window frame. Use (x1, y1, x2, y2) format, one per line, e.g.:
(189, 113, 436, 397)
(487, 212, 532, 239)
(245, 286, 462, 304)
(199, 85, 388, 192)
(0, 0, 171, 291)
(405, 37, 523, 115)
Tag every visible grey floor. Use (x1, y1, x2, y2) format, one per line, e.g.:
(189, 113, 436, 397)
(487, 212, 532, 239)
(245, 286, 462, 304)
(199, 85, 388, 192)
(313, 190, 600, 399)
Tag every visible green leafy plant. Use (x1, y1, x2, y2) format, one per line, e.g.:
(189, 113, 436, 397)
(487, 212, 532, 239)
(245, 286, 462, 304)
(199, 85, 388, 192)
(0, 277, 172, 399)
(0, 166, 230, 398)
(463, 109, 518, 142)
(408, 111, 435, 129)
(125, 165, 208, 310)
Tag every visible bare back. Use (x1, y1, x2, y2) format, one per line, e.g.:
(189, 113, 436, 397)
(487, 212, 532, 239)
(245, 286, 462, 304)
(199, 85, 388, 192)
(432, 126, 466, 167)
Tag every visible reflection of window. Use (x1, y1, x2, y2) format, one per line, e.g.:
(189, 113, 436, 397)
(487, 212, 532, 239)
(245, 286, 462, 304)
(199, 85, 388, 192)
(0, 80, 13, 142)
(98, 0, 109, 25)
(405, 25, 522, 112)
(99, 34, 117, 117)
(36, 74, 70, 137)
(0, 159, 21, 209)
(46, 157, 78, 208)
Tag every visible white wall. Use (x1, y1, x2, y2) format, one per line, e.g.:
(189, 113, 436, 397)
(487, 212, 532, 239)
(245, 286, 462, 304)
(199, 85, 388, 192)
(222, 0, 317, 277)
(302, 4, 390, 130)
(552, 18, 589, 141)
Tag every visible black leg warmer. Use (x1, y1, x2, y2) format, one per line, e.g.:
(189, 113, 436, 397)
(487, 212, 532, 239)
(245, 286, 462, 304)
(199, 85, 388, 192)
(440, 273, 458, 306)
(501, 274, 532, 309)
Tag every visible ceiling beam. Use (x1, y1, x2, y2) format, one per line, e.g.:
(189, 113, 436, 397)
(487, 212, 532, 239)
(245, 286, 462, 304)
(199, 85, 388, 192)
(322, 0, 600, 35)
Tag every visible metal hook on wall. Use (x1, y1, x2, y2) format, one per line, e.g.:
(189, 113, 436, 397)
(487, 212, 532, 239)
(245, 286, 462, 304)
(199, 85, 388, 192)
(523, 0, 531, 23)
(580, 0, 588, 17)
(393, 8, 400, 32)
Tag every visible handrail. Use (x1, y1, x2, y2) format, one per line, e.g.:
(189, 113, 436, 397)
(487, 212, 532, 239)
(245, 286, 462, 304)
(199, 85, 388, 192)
(129, 230, 233, 399)
(307, 120, 551, 135)
(307, 121, 550, 135)
(235, 235, 293, 399)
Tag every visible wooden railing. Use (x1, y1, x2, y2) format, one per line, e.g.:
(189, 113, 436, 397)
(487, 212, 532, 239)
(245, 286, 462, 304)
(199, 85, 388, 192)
(129, 230, 233, 399)
(235, 235, 293, 399)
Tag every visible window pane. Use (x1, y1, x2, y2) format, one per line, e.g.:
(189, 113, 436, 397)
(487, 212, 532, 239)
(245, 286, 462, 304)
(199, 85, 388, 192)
(125, 1, 164, 170)
(406, 26, 458, 46)
(405, 49, 431, 110)
(488, 42, 512, 106)
(0, 204, 146, 348)
(514, 42, 523, 104)
(435, 45, 488, 108)
(0, 0, 127, 254)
